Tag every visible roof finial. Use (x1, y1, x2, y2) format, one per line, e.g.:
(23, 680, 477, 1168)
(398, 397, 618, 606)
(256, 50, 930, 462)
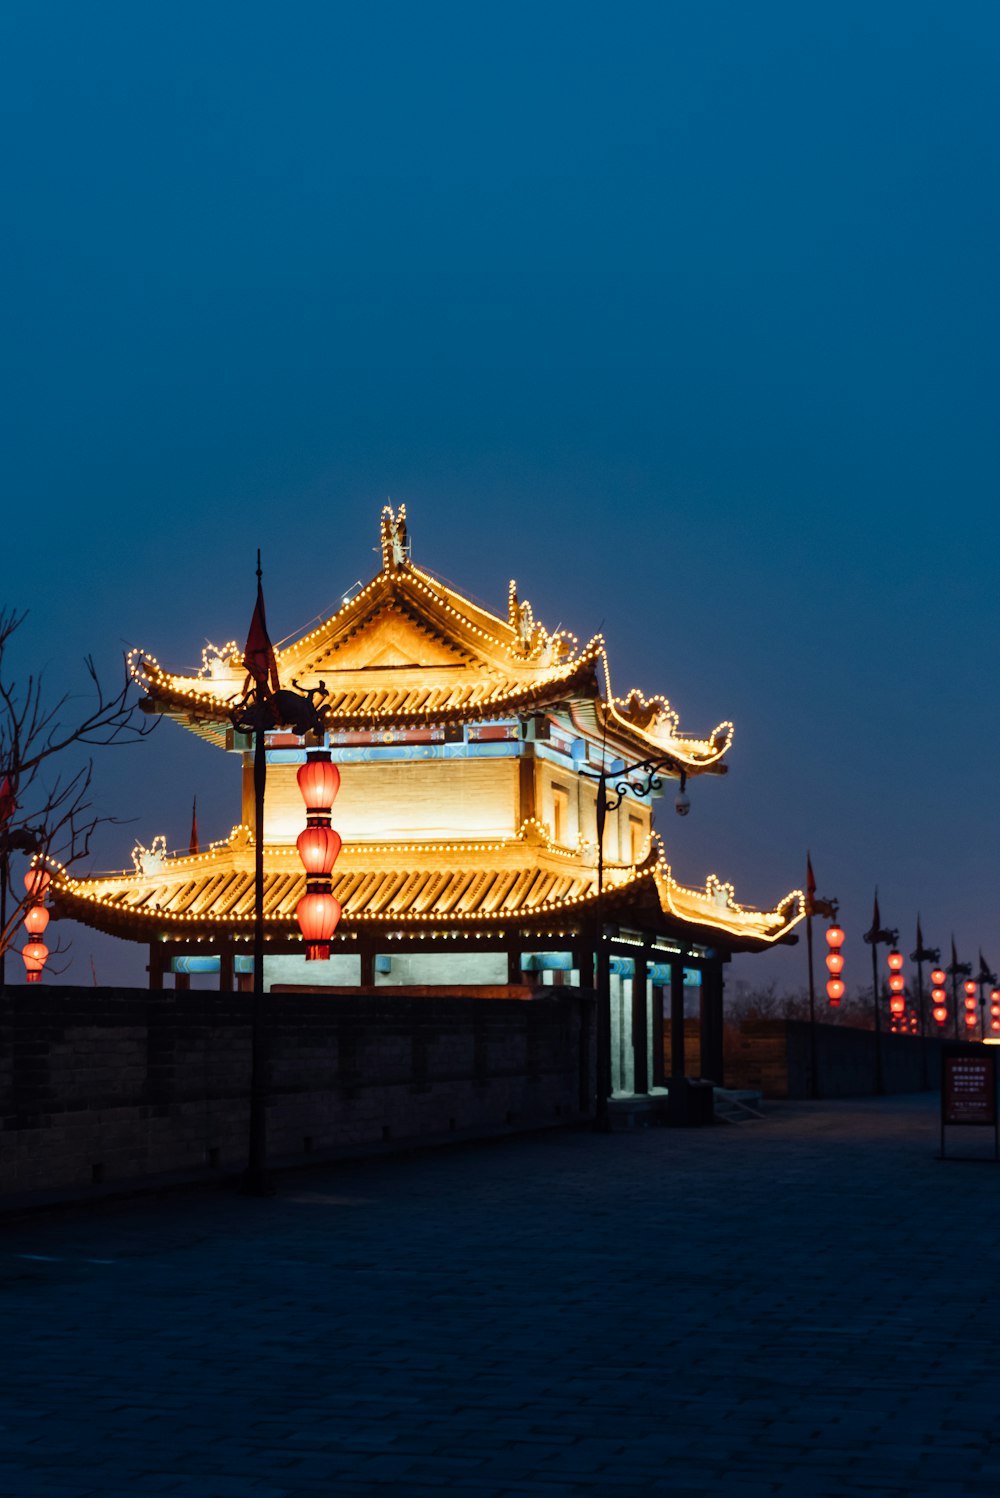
(380, 502, 409, 571)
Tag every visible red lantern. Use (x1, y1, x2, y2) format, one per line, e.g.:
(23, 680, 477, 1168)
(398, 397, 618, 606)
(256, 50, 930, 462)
(932, 1004, 948, 1025)
(931, 985, 947, 1005)
(890, 994, 905, 1016)
(964, 1011, 977, 1030)
(964, 979, 978, 999)
(992, 989, 1000, 1005)
(887, 950, 904, 973)
(826, 977, 845, 1005)
(297, 755, 340, 811)
(296, 825, 342, 876)
(295, 749, 342, 962)
(295, 891, 342, 961)
(23, 867, 50, 899)
(22, 940, 48, 982)
(993, 1017, 1000, 1033)
(888, 972, 905, 995)
(826, 924, 844, 950)
(930, 968, 946, 987)
(825, 951, 844, 976)
(23, 904, 49, 938)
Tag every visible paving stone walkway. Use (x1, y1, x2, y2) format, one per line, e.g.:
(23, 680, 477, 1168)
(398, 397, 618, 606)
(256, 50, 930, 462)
(2, 1093, 999, 1497)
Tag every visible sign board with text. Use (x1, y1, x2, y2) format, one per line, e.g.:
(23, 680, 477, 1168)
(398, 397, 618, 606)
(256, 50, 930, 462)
(941, 1045, 999, 1159)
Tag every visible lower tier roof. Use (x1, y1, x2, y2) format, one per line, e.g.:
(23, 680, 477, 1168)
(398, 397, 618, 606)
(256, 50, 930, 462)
(49, 827, 804, 954)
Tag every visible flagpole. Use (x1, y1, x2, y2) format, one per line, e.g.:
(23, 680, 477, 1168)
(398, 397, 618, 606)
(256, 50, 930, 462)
(805, 853, 818, 1100)
(246, 548, 271, 1196)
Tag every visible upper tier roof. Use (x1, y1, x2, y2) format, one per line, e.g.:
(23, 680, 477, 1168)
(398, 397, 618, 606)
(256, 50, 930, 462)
(129, 504, 733, 772)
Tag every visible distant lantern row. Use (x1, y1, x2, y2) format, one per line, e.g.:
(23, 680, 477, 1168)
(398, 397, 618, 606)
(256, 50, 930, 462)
(821, 920, 1000, 1035)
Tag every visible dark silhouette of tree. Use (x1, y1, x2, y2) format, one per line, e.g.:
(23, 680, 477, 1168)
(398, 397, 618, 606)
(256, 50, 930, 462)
(0, 608, 155, 980)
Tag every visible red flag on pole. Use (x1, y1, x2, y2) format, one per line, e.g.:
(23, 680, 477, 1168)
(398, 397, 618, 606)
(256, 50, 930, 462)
(0, 775, 15, 825)
(951, 934, 958, 970)
(189, 796, 199, 856)
(872, 890, 881, 936)
(243, 560, 280, 698)
(916, 915, 924, 951)
(806, 853, 816, 899)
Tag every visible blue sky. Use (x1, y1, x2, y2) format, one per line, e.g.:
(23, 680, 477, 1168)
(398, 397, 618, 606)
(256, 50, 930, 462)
(2, 1, 998, 992)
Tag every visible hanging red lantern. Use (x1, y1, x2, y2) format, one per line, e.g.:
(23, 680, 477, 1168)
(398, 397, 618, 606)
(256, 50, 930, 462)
(295, 749, 342, 962)
(964, 1011, 977, 1030)
(992, 1017, 1000, 1033)
(887, 950, 904, 972)
(909, 1014, 919, 1032)
(890, 994, 905, 1016)
(22, 940, 48, 983)
(23, 904, 49, 938)
(295, 891, 342, 961)
(23, 867, 50, 899)
(826, 977, 845, 1005)
(992, 988, 1000, 1005)
(296, 825, 342, 875)
(825, 950, 844, 977)
(964, 979, 978, 999)
(931, 985, 947, 1005)
(825, 924, 844, 950)
(932, 1004, 948, 1025)
(888, 972, 905, 995)
(297, 756, 341, 811)
(930, 968, 946, 988)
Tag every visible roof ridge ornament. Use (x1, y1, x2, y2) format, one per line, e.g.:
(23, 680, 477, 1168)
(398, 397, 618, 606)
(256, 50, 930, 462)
(380, 502, 410, 572)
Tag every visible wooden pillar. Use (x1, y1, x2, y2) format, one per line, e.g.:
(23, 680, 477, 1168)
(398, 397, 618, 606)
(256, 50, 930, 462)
(632, 944, 649, 1095)
(360, 939, 375, 989)
(174, 969, 190, 992)
(652, 981, 665, 1088)
(148, 943, 164, 992)
(219, 943, 234, 992)
(670, 957, 686, 1080)
(241, 754, 255, 830)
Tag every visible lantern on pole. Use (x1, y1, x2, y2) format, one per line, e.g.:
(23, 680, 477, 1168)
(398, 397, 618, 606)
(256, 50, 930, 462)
(886, 950, 905, 1020)
(962, 978, 978, 1031)
(294, 749, 342, 960)
(21, 865, 51, 983)
(930, 967, 948, 1026)
(825, 923, 845, 1006)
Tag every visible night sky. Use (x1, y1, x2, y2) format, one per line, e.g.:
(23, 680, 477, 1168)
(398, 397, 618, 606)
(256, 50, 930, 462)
(3, 2, 998, 995)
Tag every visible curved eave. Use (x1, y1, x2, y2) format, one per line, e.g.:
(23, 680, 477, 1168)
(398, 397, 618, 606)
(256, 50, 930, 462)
(598, 696, 734, 776)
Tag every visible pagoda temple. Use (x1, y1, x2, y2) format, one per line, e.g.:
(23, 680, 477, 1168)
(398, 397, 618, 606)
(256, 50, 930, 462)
(50, 505, 804, 1094)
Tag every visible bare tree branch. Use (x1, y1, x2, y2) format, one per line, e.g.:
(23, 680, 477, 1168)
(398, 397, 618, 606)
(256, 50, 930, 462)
(0, 608, 156, 972)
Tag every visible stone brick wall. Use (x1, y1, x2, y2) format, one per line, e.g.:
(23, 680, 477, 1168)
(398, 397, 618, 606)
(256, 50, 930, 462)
(0, 986, 594, 1197)
(724, 1018, 942, 1098)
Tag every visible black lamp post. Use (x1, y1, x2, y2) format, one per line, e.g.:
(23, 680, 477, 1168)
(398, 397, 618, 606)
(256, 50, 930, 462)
(804, 856, 838, 1100)
(946, 939, 973, 1043)
(863, 893, 898, 1096)
(230, 554, 326, 1196)
(976, 954, 997, 1043)
(910, 920, 940, 1089)
(573, 743, 690, 1130)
